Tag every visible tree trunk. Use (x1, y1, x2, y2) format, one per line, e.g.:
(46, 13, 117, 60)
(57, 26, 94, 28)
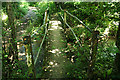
(115, 14, 120, 73)
(7, 2, 18, 62)
(87, 31, 99, 79)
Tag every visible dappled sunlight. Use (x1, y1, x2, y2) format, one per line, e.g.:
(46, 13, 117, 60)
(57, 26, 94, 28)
(20, 30, 26, 33)
(44, 16, 70, 78)
(28, 7, 37, 11)
(2, 14, 8, 20)
(48, 25, 63, 30)
(49, 61, 54, 65)
(18, 52, 26, 56)
(104, 27, 109, 35)
(49, 21, 61, 25)
(20, 4, 24, 7)
(48, 20, 63, 31)
(20, 22, 28, 25)
(48, 28, 54, 31)
(48, 48, 62, 57)
(44, 61, 59, 73)
(49, 61, 58, 67)
(51, 26, 59, 29)
(2, 2, 120, 79)
(50, 39, 57, 42)
(48, 49, 60, 54)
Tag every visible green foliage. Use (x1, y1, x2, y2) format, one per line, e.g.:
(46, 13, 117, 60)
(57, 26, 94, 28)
(35, 2, 56, 26)
(49, 2, 57, 14)
(14, 2, 29, 19)
(2, 2, 120, 79)
(60, 2, 119, 79)
(29, 2, 36, 7)
(62, 2, 119, 32)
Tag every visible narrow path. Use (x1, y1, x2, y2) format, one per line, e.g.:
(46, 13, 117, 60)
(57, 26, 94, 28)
(42, 14, 71, 78)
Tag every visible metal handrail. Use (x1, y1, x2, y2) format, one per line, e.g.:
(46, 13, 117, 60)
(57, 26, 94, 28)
(31, 24, 46, 38)
(59, 6, 92, 33)
(34, 9, 49, 65)
(31, 8, 49, 38)
(34, 23, 48, 65)
(59, 13, 82, 47)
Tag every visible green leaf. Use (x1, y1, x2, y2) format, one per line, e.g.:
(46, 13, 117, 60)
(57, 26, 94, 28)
(17, 69, 22, 73)
(0, 50, 2, 53)
(107, 68, 112, 76)
(46, 37, 48, 39)
(67, 72, 69, 75)
(4, 55, 8, 58)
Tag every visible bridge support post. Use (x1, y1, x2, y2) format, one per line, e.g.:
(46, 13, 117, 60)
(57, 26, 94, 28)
(23, 35, 36, 78)
(87, 31, 99, 79)
(45, 10, 47, 24)
(64, 9, 66, 32)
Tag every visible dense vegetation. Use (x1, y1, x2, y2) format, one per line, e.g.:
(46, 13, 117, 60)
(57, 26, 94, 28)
(2, 1, 120, 80)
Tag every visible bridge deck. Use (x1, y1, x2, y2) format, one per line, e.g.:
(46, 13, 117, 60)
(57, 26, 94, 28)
(41, 14, 71, 78)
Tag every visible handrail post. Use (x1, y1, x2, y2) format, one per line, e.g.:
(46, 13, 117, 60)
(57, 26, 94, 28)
(31, 9, 48, 38)
(45, 10, 47, 24)
(87, 31, 99, 79)
(23, 36, 36, 78)
(64, 9, 66, 32)
(29, 35, 36, 78)
(43, 10, 48, 31)
(34, 9, 48, 66)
